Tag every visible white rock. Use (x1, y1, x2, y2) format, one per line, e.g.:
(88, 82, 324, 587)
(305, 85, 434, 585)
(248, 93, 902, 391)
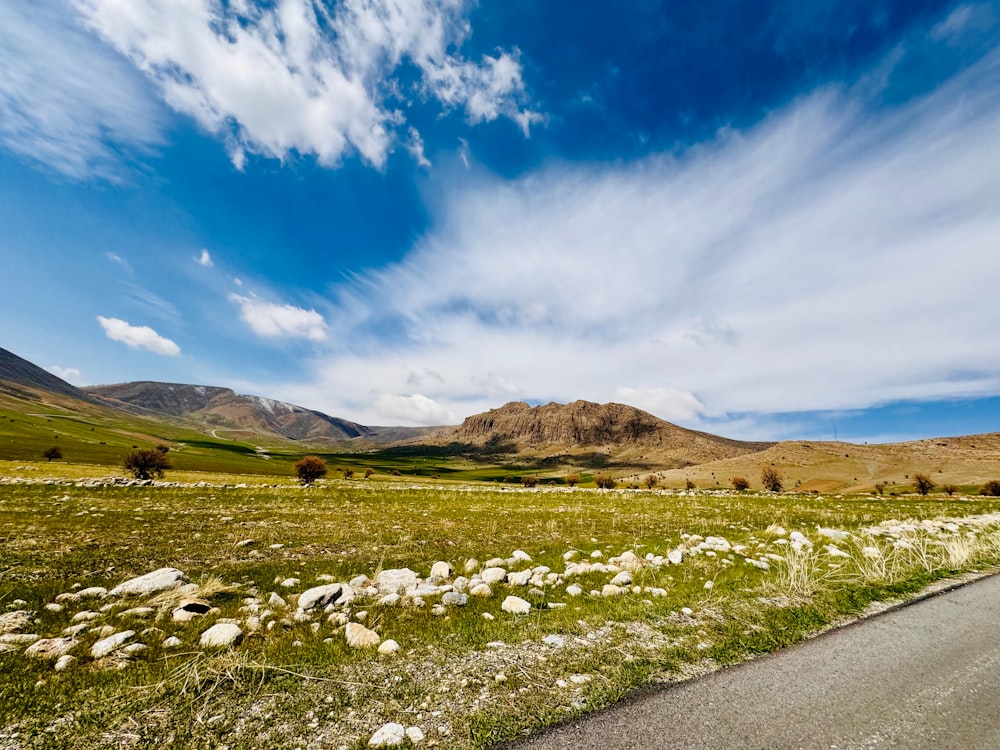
(379, 593, 402, 607)
(54, 654, 75, 671)
(299, 584, 350, 611)
(452, 576, 469, 592)
(441, 591, 468, 606)
(375, 569, 418, 596)
(610, 571, 632, 587)
(123, 643, 147, 656)
(72, 611, 100, 622)
(470, 583, 493, 597)
(512, 550, 532, 562)
(345, 622, 380, 648)
(430, 561, 452, 580)
(601, 584, 624, 597)
(368, 722, 406, 747)
(405, 726, 425, 744)
(119, 606, 156, 619)
(681, 607, 694, 616)
(542, 634, 565, 648)
(91, 630, 135, 658)
(328, 612, 349, 627)
(570, 674, 592, 684)
(109, 568, 187, 597)
(199, 623, 244, 648)
(704, 580, 714, 590)
(501, 596, 531, 615)
(77, 587, 109, 599)
(378, 639, 401, 654)
(163, 636, 183, 649)
(565, 584, 583, 596)
(172, 599, 211, 622)
(464, 558, 480, 574)
(563, 550, 578, 561)
(24, 637, 76, 659)
(268, 592, 287, 608)
(506, 569, 532, 586)
(0, 633, 39, 645)
(45, 603, 63, 613)
(667, 549, 684, 565)
(485, 557, 506, 568)
(481, 567, 507, 585)
(280, 577, 300, 588)
(482, 612, 495, 620)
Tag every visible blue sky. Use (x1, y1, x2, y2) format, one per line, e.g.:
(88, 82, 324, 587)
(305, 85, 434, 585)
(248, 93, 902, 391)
(2, 0, 999, 442)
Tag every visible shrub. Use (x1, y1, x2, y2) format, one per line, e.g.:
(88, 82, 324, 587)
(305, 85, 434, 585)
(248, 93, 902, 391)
(941, 483, 958, 496)
(123, 448, 171, 480)
(364, 468, 375, 479)
(980, 479, 1000, 497)
(684, 478, 696, 491)
(873, 482, 886, 496)
(42, 446, 62, 462)
(391, 469, 402, 476)
(565, 474, 580, 487)
(761, 467, 783, 492)
(731, 476, 750, 491)
(522, 475, 538, 488)
(595, 475, 617, 490)
(913, 473, 935, 496)
(294, 456, 328, 485)
(342, 467, 354, 480)
(644, 475, 658, 489)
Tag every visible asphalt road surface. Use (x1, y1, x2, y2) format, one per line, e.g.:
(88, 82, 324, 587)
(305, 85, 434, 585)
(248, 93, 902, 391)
(512, 574, 1000, 750)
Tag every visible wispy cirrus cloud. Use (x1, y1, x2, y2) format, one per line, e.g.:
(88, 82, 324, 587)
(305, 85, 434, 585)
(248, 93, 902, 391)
(265, 44, 1000, 433)
(97, 316, 180, 356)
(72, 0, 538, 170)
(0, 2, 162, 179)
(229, 294, 328, 342)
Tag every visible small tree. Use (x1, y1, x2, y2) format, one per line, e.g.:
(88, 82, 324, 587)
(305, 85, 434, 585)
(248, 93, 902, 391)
(595, 475, 617, 490)
(873, 482, 886, 496)
(731, 476, 750, 491)
(913, 473, 935, 496)
(124, 448, 171, 480)
(565, 474, 580, 487)
(761, 467, 783, 493)
(684, 478, 696, 491)
(364, 468, 375, 479)
(342, 467, 354, 480)
(979, 479, 1000, 497)
(42, 446, 62, 462)
(644, 475, 658, 490)
(522, 475, 538, 488)
(294, 455, 328, 485)
(941, 483, 958, 496)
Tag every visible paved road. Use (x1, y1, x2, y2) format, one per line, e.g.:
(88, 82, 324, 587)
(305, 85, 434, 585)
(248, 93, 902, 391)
(512, 574, 1000, 750)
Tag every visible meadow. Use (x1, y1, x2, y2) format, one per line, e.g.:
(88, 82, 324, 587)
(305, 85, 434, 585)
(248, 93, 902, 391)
(2, 465, 1000, 749)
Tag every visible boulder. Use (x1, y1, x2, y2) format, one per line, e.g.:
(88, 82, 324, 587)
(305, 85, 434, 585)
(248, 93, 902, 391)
(368, 723, 406, 747)
(429, 561, 452, 580)
(0, 610, 33, 635)
(298, 584, 350, 611)
(481, 567, 507, 585)
(345, 622, 380, 648)
(199, 623, 244, 648)
(109, 568, 188, 597)
(91, 630, 135, 658)
(375, 569, 418, 597)
(24, 637, 76, 659)
(441, 591, 468, 607)
(172, 599, 212, 622)
(501, 596, 531, 615)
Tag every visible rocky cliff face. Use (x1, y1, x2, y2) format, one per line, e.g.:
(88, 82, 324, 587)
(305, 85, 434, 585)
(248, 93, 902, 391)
(447, 400, 771, 463)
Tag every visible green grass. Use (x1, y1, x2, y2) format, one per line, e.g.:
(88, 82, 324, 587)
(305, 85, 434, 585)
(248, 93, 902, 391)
(2, 474, 1000, 749)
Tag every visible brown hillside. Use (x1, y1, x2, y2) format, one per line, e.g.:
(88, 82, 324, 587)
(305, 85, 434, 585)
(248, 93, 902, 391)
(433, 400, 772, 468)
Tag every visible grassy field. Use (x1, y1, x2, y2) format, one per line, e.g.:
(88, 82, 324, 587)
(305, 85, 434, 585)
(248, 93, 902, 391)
(2, 465, 1000, 749)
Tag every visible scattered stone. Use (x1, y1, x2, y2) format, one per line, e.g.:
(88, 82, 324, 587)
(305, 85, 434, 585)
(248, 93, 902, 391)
(0, 610, 33, 634)
(563, 550, 578, 561)
(542, 634, 565, 648)
(345, 622, 380, 648)
(280, 578, 300, 588)
(268, 592, 287, 608)
(199, 623, 244, 648)
(667, 549, 684, 565)
(378, 639, 401, 655)
(315, 574, 338, 583)
(118, 607, 155, 619)
(123, 643, 147, 656)
(328, 612, 349, 627)
(565, 584, 583, 596)
(163, 636, 183, 649)
(452, 576, 469, 592)
(298, 584, 351, 611)
(24, 637, 76, 659)
(507, 569, 532, 586)
(481, 567, 507, 585)
(45, 603, 63, 613)
(610, 571, 633, 587)
(570, 674, 592, 684)
(601, 585, 624, 597)
(501, 596, 531, 615)
(172, 599, 212, 622)
(77, 587, 109, 599)
(430, 561, 452, 580)
(0, 633, 39, 646)
(379, 593, 402, 607)
(62, 623, 89, 637)
(704, 580, 714, 590)
(54, 654, 75, 671)
(464, 558, 479, 574)
(470, 583, 493, 597)
(430, 605, 446, 616)
(406, 726, 425, 744)
(441, 591, 468, 607)
(375, 569, 418, 597)
(681, 607, 694, 616)
(368, 722, 406, 747)
(512, 549, 532, 562)
(350, 574, 371, 588)
(109, 568, 187, 597)
(91, 630, 135, 658)
(482, 613, 495, 620)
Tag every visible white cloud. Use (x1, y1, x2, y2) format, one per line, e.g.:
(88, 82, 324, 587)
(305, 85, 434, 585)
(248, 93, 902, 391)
(196, 249, 214, 267)
(97, 316, 180, 355)
(406, 127, 431, 169)
(373, 393, 455, 425)
(229, 294, 328, 341)
(260, 47, 1000, 432)
(72, 0, 537, 170)
(105, 252, 132, 271)
(0, 2, 162, 179)
(47, 366, 82, 384)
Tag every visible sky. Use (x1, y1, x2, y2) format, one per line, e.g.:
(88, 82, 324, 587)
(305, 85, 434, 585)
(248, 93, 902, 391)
(1, 0, 999, 443)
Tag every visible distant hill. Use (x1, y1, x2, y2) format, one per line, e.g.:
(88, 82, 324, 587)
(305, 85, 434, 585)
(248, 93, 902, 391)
(431, 400, 772, 468)
(0, 347, 92, 402)
(84, 381, 377, 443)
